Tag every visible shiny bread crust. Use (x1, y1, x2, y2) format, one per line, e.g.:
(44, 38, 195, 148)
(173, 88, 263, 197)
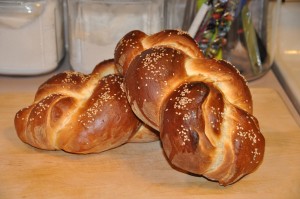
(15, 59, 158, 154)
(115, 30, 265, 186)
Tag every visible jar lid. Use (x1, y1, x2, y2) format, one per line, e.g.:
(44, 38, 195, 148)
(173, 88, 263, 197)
(0, 0, 46, 28)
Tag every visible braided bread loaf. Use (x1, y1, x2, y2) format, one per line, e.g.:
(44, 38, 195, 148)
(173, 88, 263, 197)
(15, 59, 158, 154)
(115, 30, 265, 185)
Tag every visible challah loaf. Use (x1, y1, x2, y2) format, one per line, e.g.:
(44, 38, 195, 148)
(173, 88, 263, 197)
(115, 30, 265, 185)
(15, 59, 158, 154)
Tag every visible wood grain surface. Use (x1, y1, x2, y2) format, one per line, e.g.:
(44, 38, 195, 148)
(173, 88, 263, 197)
(0, 88, 299, 199)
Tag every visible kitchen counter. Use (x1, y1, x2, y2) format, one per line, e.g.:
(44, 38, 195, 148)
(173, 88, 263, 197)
(1, 64, 300, 198)
(273, 2, 300, 120)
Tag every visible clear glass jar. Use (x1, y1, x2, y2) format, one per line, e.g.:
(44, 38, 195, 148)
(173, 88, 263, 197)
(191, 0, 281, 81)
(0, 0, 65, 75)
(67, 0, 165, 73)
(165, 0, 197, 30)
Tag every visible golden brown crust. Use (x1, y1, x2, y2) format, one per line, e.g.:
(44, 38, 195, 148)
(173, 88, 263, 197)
(114, 29, 204, 76)
(115, 30, 148, 75)
(14, 29, 265, 185)
(14, 59, 158, 154)
(115, 30, 265, 185)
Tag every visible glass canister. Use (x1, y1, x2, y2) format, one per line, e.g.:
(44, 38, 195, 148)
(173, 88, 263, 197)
(190, 0, 281, 81)
(165, 0, 197, 30)
(67, 0, 165, 73)
(0, 0, 65, 75)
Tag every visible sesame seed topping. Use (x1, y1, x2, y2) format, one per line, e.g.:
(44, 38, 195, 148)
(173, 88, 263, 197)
(77, 75, 127, 129)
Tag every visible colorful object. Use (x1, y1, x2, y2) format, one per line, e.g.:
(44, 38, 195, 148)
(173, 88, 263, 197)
(193, 0, 242, 59)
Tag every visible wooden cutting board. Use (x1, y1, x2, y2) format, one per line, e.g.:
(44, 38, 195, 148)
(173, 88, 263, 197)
(1, 88, 300, 199)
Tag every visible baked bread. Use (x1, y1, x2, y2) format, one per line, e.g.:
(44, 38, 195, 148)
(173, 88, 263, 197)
(115, 30, 265, 185)
(15, 59, 158, 154)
